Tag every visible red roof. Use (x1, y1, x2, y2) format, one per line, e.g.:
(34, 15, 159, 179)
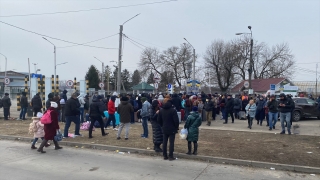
(231, 78, 286, 93)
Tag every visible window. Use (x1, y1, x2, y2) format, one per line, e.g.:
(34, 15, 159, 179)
(295, 99, 307, 104)
(306, 99, 315, 104)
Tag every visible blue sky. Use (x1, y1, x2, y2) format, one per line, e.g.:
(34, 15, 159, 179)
(0, 0, 319, 82)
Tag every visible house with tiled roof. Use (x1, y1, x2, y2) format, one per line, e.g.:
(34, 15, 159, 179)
(230, 78, 295, 94)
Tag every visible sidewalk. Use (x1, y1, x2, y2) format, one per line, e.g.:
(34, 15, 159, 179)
(180, 116, 320, 136)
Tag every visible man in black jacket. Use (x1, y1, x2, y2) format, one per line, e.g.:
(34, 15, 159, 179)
(31, 93, 43, 116)
(278, 93, 294, 135)
(63, 93, 81, 138)
(204, 97, 214, 126)
(157, 100, 179, 161)
(19, 92, 28, 120)
(2, 93, 11, 120)
(267, 94, 278, 130)
(171, 94, 182, 112)
(224, 95, 234, 124)
(89, 95, 108, 138)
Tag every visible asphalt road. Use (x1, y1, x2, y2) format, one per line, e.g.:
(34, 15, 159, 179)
(0, 140, 318, 180)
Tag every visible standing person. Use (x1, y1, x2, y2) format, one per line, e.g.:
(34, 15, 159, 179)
(105, 96, 117, 130)
(150, 100, 163, 152)
(46, 93, 54, 110)
(245, 100, 256, 129)
(171, 94, 182, 112)
(116, 96, 134, 140)
(77, 93, 86, 124)
(128, 94, 136, 124)
(224, 95, 234, 124)
(61, 90, 68, 102)
(60, 99, 66, 122)
(256, 96, 266, 126)
(88, 95, 108, 139)
(233, 95, 242, 119)
(31, 93, 42, 117)
(63, 93, 81, 138)
(53, 93, 61, 122)
(204, 97, 214, 126)
(2, 93, 11, 120)
(220, 96, 226, 120)
(267, 95, 278, 130)
(84, 94, 90, 122)
(19, 92, 28, 120)
(29, 113, 50, 149)
(184, 106, 202, 155)
(212, 95, 218, 121)
(140, 97, 151, 138)
(278, 93, 294, 135)
(137, 95, 143, 123)
(37, 102, 62, 153)
(242, 95, 249, 112)
(184, 95, 192, 121)
(158, 100, 179, 161)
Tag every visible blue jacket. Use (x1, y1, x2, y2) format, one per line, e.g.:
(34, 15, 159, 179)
(245, 103, 257, 118)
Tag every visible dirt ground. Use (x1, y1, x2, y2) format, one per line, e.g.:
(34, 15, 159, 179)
(1, 119, 320, 167)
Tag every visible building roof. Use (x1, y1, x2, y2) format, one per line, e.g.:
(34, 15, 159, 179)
(231, 78, 288, 93)
(131, 82, 154, 90)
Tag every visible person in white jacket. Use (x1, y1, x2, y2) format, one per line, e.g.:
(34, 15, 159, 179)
(78, 93, 86, 123)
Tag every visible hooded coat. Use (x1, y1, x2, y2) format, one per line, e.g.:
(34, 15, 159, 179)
(20, 92, 28, 108)
(31, 94, 42, 109)
(157, 102, 179, 134)
(32, 117, 45, 138)
(62, 90, 68, 102)
(77, 93, 86, 108)
(117, 101, 134, 123)
(184, 111, 202, 142)
(150, 100, 163, 145)
(89, 98, 106, 118)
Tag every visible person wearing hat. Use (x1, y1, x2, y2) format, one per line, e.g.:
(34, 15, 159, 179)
(116, 96, 134, 140)
(46, 93, 54, 110)
(31, 93, 43, 117)
(184, 106, 202, 155)
(278, 93, 294, 135)
(37, 102, 62, 153)
(29, 112, 50, 149)
(2, 93, 11, 120)
(224, 94, 234, 124)
(64, 92, 81, 138)
(267, 94, 278, 130)
(89, 95, 108, 138)
(19, 92, 28, 120)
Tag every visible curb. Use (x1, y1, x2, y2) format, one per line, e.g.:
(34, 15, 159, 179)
(0, 134, 319, 174)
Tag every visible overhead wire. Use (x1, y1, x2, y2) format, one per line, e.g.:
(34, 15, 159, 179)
(0, 0, 177, 18)
(124, 34, 148, 48)
(58, 33, 119, 48)
(0, 20, 117, 49)
(124, 34, 166, 49)
(123, 36, 145, 50)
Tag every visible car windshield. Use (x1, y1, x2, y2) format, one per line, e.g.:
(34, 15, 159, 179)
(306, 99, 315, 104)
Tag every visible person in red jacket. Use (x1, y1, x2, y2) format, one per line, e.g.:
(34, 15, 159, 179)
(105, 96, 118, 131)
(37, 102, 62, 153)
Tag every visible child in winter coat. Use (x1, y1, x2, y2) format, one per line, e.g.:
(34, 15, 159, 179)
(29, 113, 50, 149)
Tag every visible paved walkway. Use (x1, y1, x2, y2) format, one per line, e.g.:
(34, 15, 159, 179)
(180, 116, 320, 136)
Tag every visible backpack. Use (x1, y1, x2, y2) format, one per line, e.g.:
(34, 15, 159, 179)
(41, 110, 52, 124)
(28, 122, 38, 134)
(133, 100, 138, 110)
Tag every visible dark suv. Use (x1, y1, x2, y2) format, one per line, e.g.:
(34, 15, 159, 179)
(292, 97, 320, 121)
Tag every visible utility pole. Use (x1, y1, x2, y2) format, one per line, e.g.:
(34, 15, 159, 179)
(249, 37, 253, 90)
(316, 63, 318, 96)
(193, 48, 195, 81)
(117, 25, 123, 94)
(106, 65, 110, 93)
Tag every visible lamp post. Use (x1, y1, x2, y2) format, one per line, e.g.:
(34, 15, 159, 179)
(106, 65, 110, 93)
(42, 37, 57, 92)
(183, 38, 196, 93)
(117, 14, 140, 94)
(236, 26, 253, 91)
(0, 53, 8, 87)
(94, 57, 105, 84)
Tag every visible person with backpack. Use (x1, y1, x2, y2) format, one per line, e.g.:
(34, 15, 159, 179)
(116, 96, 134, 140)
(140, 97, 151, 138)
(184, 106, 202, 155)
(19, 92, 28, 120)
(88, 95, 108, 138)
(37, 102, 62, 153)
(29, 112, 50, 149)
(2, 93, 11, 120)
(233, 95, 242, 119)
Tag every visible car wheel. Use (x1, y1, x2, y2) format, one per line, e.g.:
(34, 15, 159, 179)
(292, 111, 301, 122)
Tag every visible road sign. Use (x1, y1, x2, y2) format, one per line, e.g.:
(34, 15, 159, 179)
(243, 81, 249, 88)
(270, 84, 276, 90)
(168, 84, 172, 89)
(99, 82, 104, 88)
(4, 77, 10, 85)
(154, 83, 158, 89)
(66, 80, 74, 87)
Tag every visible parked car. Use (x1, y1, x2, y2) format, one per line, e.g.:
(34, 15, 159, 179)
(292, 97, 320, 121)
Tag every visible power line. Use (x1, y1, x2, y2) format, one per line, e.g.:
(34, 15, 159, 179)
(0, 0, 177, 18)
(0, 20, 117, 50)
(58, 33, 118, 48)
(124, 35, 148, 48)
(296, 62, 320, 64)
(124, 34, 166, 49)
(123, 36, 145, 50)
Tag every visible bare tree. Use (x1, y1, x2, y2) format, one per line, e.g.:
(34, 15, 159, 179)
(139, 47, 163, 77)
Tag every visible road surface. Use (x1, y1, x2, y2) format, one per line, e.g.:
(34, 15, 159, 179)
(0, 140, 318, 180)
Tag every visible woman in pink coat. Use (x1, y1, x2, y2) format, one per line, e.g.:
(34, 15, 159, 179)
(37, 102, 62, 153)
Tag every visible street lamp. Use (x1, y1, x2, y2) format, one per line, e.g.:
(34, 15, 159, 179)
(94, 57, 105, 84)
(42, 37, 57, 92)
(117, 14, 140, 94)
(0, 53, 8, 87)
(183, 38, 196, 92)
(56, 62, 68, 67)
(236, 26, 253, 91)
